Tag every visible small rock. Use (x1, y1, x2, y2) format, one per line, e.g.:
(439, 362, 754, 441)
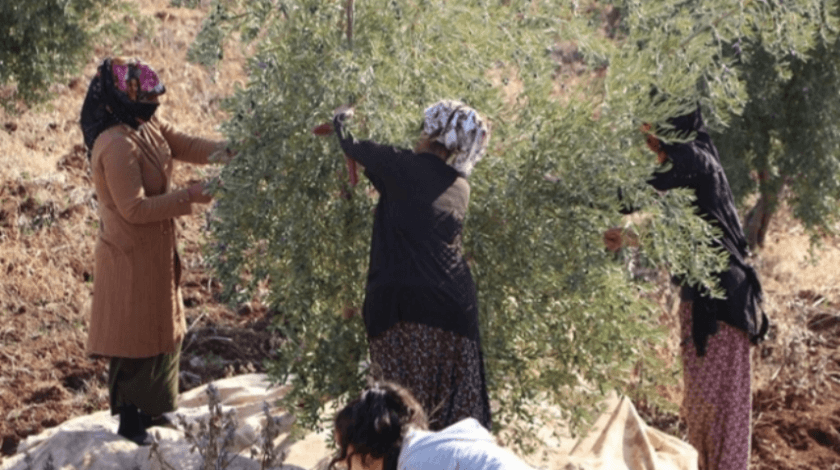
(189, 356, 206, 369)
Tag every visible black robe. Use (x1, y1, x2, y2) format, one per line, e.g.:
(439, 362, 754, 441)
(638, 109, 769, 355)
(334, 120, 480, 343)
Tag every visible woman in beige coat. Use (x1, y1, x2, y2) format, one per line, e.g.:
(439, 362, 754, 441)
(80, 57, 231, 445)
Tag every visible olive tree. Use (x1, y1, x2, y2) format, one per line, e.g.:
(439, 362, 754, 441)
(0, 0, 121, 109)
(710, 2, 840, 248)
(188, 0, 827, 437)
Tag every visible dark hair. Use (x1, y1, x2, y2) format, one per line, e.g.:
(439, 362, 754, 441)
(418, 119, 454, 160)
(426, 139, 452, 159)
(329, 382, 428, 470)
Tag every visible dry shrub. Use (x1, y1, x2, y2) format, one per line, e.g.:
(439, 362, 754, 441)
(150, 383, 293, 470)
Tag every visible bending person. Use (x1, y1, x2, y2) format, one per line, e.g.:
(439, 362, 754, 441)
(330, 382, 533, 470)
(605, 106, 769, 470)
(332, 101, 491, 430)
(80, 57, 233, 445)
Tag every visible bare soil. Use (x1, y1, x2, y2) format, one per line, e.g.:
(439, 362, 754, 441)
(1, 2, 839, 469)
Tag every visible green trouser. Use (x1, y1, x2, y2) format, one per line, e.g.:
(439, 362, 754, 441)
(109, 347, 180, 416)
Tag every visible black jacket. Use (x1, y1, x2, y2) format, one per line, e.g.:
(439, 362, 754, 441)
(334, 120, 480, 342)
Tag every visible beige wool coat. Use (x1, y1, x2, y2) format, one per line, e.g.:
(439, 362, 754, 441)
(87, 117, 223, 358)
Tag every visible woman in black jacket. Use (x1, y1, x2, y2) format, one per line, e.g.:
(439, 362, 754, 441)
(605, 107, 768, 470)
(332, 100, 491, 430)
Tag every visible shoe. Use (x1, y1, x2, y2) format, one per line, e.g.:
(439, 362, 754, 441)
(122, 428, 153, 446)
(117, 404, 152, 446)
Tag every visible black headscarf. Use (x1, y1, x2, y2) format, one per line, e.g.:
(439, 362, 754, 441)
(80, 58, 165, 159)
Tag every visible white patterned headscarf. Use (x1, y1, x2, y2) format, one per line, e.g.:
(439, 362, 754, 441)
(422, 100, 489, 177)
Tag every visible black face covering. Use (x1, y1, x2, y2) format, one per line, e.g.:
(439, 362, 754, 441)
(80, 58, 166, 158)
(134, 101, 160, 123)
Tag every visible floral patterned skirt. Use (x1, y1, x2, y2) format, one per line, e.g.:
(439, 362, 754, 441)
(679, 301, 752, 470)
(368, 321, 492, 431)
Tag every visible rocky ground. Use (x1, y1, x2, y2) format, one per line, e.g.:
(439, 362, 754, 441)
(1, 1, 839, 469)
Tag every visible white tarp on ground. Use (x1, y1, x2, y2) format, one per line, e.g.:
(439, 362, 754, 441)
(1, 374, 331, 470)
(1, 374, 696, 470)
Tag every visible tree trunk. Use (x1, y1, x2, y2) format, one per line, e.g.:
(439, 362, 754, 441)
(744, 169, 781, 250)
(345, 0, 353, 44)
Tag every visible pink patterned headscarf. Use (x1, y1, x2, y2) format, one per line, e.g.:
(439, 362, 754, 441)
(110, 58, 166, 101)
(81, 58, 166, 157)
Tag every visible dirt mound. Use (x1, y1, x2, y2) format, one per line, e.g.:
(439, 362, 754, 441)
(749, 288, 840, 470)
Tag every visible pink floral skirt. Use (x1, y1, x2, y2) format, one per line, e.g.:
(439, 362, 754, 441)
(679, 301, 752, 470)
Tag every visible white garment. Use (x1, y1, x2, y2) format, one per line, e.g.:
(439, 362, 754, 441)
(398, 418, 535, 470)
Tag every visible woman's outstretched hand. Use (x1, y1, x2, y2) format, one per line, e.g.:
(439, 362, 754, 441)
(312, 104, 353, 136)
(187, 181, 213, 204)
(333, 104, 354, 123)
(328, 104, 359, 188)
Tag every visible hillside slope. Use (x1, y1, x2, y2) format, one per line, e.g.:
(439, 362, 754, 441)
(0, 2, 838, 469)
